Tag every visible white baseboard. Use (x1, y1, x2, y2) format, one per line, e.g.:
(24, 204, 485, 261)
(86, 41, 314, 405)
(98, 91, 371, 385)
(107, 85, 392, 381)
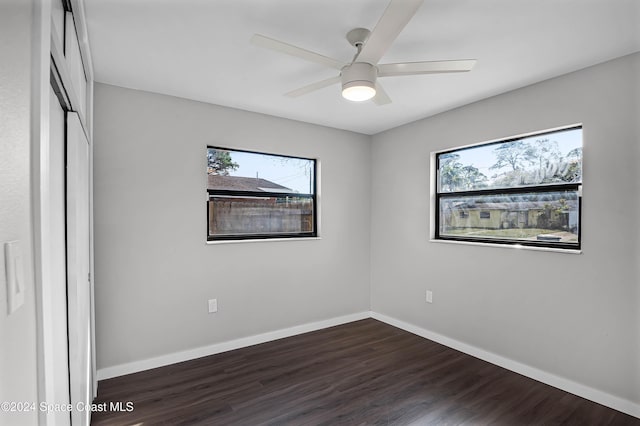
(370, 311, 640, 420)
(97, 309, 639, 420)
(97, 311, 370, 380)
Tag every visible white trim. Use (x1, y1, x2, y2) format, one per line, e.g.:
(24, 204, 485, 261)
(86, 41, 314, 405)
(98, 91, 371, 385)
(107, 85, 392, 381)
(206, 236, 321, 245)
(431, 123, 583, 154)
(429, 238, 582, 254)
(96, 310, 639, 419)
(97, 311, 369, 380)
(50, 25, 86, 126)
(370, 311, 640, 419)
(32, 0, 55, 423)
(69, 0, 95, 82)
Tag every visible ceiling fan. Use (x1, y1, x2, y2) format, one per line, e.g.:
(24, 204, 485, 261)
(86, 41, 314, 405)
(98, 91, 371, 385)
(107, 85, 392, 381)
(250, 0, 476, 105)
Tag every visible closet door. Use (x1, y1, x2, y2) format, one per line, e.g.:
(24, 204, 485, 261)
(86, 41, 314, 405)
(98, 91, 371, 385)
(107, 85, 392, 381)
(66, 112, 92, 426)
(65, 11, 87, 118)
(49, 85, 72, 426)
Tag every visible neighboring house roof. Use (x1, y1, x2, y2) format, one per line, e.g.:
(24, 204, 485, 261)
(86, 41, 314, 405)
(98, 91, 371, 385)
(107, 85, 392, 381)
(451, 200, 577, 211)
(208, 174, 293, 193)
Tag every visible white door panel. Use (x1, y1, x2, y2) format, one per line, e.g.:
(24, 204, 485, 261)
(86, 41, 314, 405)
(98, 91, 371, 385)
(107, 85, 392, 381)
(49, 85, 72, 426)
(66, 112, 91, 426)
(64, 12, 87, 118)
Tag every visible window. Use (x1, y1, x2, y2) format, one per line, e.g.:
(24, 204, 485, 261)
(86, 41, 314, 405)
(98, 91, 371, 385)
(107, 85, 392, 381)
(435, 126, 582, 250)
(207, 147, 317, 241)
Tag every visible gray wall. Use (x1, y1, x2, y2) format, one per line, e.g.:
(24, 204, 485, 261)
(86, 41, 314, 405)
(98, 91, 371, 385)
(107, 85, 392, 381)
(93, 83, 371, 369)
(94, 54, 639, 406)
(0, 1, 39, 424)
(371, 53, 640, 403)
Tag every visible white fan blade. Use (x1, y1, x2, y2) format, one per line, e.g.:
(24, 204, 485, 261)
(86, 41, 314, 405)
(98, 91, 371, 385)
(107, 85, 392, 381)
(251, 34, 345, 70)
(378, 60, 476, 76)
(372, 82, 392, 105)
(356, 0, 424, 64)
(285, 75, 341, 98)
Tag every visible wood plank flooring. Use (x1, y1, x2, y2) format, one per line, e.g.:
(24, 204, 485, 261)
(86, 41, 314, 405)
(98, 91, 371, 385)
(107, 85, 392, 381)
(92, 319, 639, 425)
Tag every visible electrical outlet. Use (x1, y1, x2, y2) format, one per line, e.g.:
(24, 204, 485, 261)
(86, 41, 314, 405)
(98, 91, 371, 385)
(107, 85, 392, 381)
(208, 298, 218, 313)
(426, 290, 433, 304)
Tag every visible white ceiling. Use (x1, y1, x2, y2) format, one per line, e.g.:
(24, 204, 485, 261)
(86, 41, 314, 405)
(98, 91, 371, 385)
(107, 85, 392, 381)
(84, 0, 639, 135)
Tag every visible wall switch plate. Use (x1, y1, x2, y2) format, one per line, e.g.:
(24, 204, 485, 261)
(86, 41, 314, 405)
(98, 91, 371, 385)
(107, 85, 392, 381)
(208, 298, 218, 313)
(426, 290, 433, 304)
(5, 241, 25, 315)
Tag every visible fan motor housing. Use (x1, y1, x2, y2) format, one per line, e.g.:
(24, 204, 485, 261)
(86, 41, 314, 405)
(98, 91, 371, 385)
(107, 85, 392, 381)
(341, 62, 377, 88)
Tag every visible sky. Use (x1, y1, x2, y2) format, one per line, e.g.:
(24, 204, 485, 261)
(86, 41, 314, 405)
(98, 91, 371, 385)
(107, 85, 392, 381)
(213, 128, 580, 194)
(452, 127, 582, 178)
(226, 150, 314, 194)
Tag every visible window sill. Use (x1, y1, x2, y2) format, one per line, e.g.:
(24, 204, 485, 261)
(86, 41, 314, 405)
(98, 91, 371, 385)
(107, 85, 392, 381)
(430, 238, 582, 254)
(207, 236, 322, 245)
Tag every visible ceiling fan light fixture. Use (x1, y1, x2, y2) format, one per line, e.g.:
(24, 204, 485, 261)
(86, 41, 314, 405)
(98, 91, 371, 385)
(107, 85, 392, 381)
(342, 81, 376, 102)
(341, 62, 377, 102)
(252, 0, 477, 106)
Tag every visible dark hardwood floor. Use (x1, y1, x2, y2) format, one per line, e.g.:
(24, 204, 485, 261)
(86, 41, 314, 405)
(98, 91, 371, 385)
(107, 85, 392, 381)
(92, 319, 639, 425)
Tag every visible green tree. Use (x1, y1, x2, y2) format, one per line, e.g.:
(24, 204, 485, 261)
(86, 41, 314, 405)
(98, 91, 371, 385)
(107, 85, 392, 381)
(439, 153, 486, 191)
(537, 198, 570, 230)
(490, 140, 532, 171)
(527, 139, 561, 172)
(526, 138, 562, 183)
(439, 153, 463, 191)
(207, 149, 239, 175)
(561, 147, 582, 182)
(566, 147, 582, 159)
(459, 165, 487, 190)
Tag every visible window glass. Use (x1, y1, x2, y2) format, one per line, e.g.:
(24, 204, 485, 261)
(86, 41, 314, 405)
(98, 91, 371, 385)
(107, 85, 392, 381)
(207, 148, 314, 194)
(208, 195, 314, 237)
(207, 147, 316, 241)
(435, 126, 582, 250)
(438, 127, 582, 193)
(439, 190, 580, 245)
